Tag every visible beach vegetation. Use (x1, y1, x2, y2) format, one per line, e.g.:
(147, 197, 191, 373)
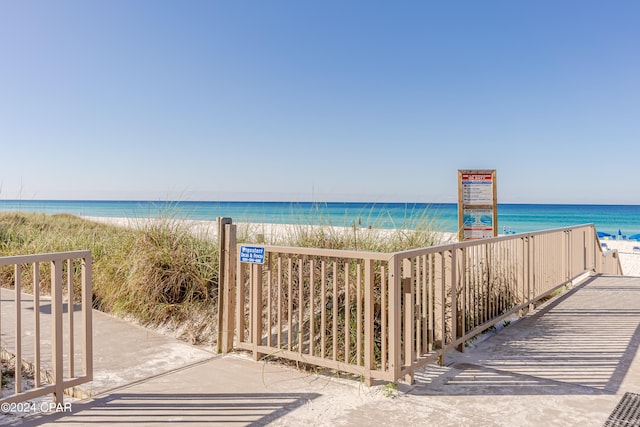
(381, 382, 398, 398)
(0, 207, 443, 346)
(271, 203, 443, 251)
(0, 212, 220, 343)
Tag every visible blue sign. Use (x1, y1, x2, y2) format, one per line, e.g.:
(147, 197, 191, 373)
(239, 246, 265, 264)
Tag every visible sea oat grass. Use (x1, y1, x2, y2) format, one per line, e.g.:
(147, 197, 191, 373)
(267, 204, 443, 251)
(0, 205, 443, 346)
(0, 212, 220, 343)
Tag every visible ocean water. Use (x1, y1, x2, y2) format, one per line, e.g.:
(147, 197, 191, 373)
(0, 200, 639, 237)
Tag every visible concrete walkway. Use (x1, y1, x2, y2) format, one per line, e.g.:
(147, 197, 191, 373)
(6, 274, 640, 426)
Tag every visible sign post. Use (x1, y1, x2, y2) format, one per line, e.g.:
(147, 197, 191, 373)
(458, 170, 498, 241)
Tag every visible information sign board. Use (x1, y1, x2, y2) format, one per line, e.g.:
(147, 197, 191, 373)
(461, 173, 494, 205)
(239, 246, 265, 264)
(462, 208, 494, 239)
(458, 170, 497, 241)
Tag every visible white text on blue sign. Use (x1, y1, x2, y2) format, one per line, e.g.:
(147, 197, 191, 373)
(239, 246, 265, 264)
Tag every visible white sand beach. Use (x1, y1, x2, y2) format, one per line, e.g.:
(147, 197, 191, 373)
(81, 216, 455, 245)
(599, 239, 640, 277)
(83, 216, 639, 276)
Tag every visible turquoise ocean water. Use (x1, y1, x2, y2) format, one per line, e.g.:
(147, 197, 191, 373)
(1, 200, 639, 237)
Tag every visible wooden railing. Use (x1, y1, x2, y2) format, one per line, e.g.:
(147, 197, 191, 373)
(223, 223, 621, 385)
(392, 224, 621, 382)
(0, 251, 93, 405)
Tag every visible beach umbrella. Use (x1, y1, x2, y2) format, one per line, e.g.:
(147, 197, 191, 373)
(628, 234, 640, 241)
(597, 231, 612, 238)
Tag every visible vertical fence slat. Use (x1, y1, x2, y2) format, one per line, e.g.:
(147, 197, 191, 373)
(356, 263, 362, 367)
(298, 259, 304, 355)
(415, 256, 422, 356)
(15, 264, 22, 394)
(309, 259, 315, 356)
(267, 266, 272, 348)
(427, 253, 434, 352)
(421, 256, 428, 354)
(381, 264, 387, 373)
(321, 261, 326, 359)
(82, 254, 93, 380)
(236, 256, 245, 344)
(402, 258, 414, 384)
(33, 262, 41, 387)
(433, 252, 443, 354)
(344, 262, 350, 364)
(389, 255, 401, 381)
(277, 257, 282, 349)
(67, 259, 74, 379)
(287, 259, 293, 352)
(449, 249, 457, 352)
(332, 261, 338, 361)
(51, 259, 64, 404)
(457, 247, 465, 351)
(440, 251, 447, 365)
(252, 264, 263, 361)
(364, 259, 374, 385)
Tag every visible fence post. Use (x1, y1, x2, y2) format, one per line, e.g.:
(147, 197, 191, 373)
(15, 265, 22, 393)
(217, 217, 233, 354)
(51, 259, 64, 405)
(388, 254, 401, 382)
(455, 247, 465, 352)
(82, 253, 93, 381)
(591, 227, 598, 273)
(402, 258, 414, 384)
(528, 235, 535, 312)
(517, 237, 526, 316)
(363, 259, 374, 386)
(433, 251, 444, 364)
(567, 230, 572, 281)
(582, 230, 587, 273)
(221, 223, 237, 353)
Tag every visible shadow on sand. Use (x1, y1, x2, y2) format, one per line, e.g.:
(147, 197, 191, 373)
(19, 392, 320, 426)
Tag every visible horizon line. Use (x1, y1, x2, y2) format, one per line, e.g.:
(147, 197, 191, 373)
(1, 198, 639, 207)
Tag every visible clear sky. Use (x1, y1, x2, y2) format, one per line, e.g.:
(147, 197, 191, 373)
(1, 1, 638, 204)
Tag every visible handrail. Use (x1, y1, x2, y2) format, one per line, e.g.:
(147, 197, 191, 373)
(394, 223, 602, 257)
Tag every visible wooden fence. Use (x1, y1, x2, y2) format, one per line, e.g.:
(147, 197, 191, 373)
(0, 250, 93, 405)
(219, 222, 621, 385)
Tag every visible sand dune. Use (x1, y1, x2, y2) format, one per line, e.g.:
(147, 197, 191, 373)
(83, 216, 640, 277)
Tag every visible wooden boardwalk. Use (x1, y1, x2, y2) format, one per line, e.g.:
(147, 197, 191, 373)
(8, 274, 640, 427)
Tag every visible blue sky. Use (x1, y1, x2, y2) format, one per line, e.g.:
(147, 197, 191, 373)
(1, 1, 638, 204)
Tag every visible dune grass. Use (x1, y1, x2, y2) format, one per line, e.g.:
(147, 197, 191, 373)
(0, 208, 443, 344)
(0, 212, 220, 343)
(242, 203, 445, 251)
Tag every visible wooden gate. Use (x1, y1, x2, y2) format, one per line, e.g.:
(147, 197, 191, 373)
(216, 218, 622, 385)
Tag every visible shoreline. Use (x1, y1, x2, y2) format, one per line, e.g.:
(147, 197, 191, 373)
(4, 200, 640, 237)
